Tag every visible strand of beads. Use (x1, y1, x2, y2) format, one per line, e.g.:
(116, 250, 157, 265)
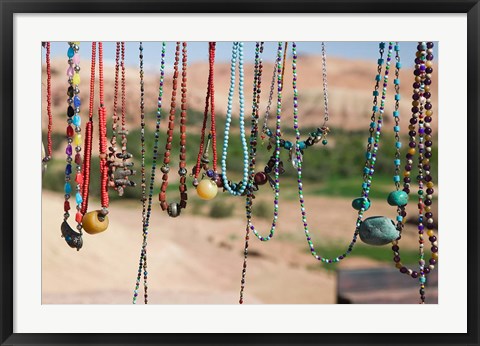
(133, 42, 148, 304)
(108, 42, 136, 196)
(263, 43, 331, 166)
(293, 42, 393, 263)
(158, 42, 188, 218)
(239, 42, 284, 304)
(42, 42, 52, 173)
(61, 42, 83, 251)
(392, 42, 437, 304)
(221, 42, 249, 196)
(133, 42, 166, 304)
(358, 42, 404, 246)
(81, 42, 110, 235)
(193, 42, 220, 200)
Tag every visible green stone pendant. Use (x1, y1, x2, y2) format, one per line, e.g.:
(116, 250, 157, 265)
(387, 190, 409, 206)
(352, 197, 371, 211)
(358, 216, 400, 246)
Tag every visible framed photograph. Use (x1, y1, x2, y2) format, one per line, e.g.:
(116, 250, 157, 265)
(1, 0, 479, 345)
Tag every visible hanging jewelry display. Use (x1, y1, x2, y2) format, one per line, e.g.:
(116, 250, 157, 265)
(80, 42, 110, 235)
(192, 42, 219, 200)
(262, 42, 331, 169)
(159, 42, 189, 217)
(390, 42, 437, 304)
(221, 42, 250, 196)
(61, 41, 84, 250)
(42, 42, 52, 176)
(239, 42, 285, 304)
(108, 41, 136, 196)
(133, 42, 167, 304)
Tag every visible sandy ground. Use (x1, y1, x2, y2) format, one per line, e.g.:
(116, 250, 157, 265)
(42, 190, 431, 304)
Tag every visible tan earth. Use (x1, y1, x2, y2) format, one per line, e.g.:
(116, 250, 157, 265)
(42, 188, 429, 304)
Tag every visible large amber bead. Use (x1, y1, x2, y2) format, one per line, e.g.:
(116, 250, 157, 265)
(196, 179, 218, 200)
(82, 210, 109, 235)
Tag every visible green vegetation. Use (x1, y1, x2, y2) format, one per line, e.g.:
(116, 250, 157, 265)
(208, 200, 235, 218)
(42, 110, 438, 203)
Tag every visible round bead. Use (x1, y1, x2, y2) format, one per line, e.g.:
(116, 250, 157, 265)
(387, 190, 409, 206)
(82, 210, 109, 235)
(254, 172, 268, 185)
(196, 179, 218, 200)
(352, 197, 371, 211)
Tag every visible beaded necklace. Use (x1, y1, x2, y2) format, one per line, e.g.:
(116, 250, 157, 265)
(193, 42, 220, 200)
(80, 42, 110, 236)
(391, 42, 437, 304)
(159, 42, 188, 218)
(42, 42, 52, 175)
(291, 42, 400, 264)
(221, 42, 250, 196)
(239, 42, 284, 304)
(61, 41, 84, 251)
(108, 42, 136, 196)
(262, 42, 331, 169)
(133, 42, 167, 304)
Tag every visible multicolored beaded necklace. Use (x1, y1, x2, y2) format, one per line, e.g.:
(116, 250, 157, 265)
(108, 41, 136, 196)
(61, 41, 84, 250)
(238, 42, 285, 304)
(159, 42, 189, 218)
(262, 42, 331, 169)
(42, 42, 52, 175)
(193, 42, 220, 200)
(80, 42, 110, 236)
(133, 42, 167, 304)
(391, 42, 437, 304)
(221, 42, 250, 196)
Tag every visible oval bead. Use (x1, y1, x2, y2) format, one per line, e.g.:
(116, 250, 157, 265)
(65, 164, 72, 175)
(66, 126, 74, 137)
(73, 115, 81, 127)
(66, 144, 72, 156)
(73, 96, 81, 108)
(82, 210, 109, 235)
(75, 192, 83, 205)
(197, 179, 218, 200)
(67, 47, 75, 58)
(72, 73, 80, 85)
(73, 134, 82, 146)
(64, 182, 71, 194)
(67, 66, 74, 77)
(352, 197, 371, 211)
(359, 216, 400, 246)
(73, 52, 80, 64)
(67, 106, 75, 117)
(387, 190, 409, 206)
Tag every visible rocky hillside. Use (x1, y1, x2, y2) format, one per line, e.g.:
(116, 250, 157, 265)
(42, 55, 438, 133)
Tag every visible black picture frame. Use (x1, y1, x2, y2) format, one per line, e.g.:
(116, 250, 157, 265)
(1, 1, 479, 345)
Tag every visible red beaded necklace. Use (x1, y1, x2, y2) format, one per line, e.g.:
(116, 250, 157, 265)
(159, 42, 188, 218)
(192, 42, 220, 200)
(42, 41, 52, 173)
(81, 42, 110, 235)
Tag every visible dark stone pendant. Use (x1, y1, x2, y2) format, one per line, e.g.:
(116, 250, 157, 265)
(61, 221, 83, 251)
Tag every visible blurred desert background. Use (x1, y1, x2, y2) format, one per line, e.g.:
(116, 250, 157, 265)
(42, 42, 438, 304)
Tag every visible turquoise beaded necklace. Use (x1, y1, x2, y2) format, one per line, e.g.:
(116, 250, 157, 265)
(221, 42, 250, 196)
(291, 42, 402, 264)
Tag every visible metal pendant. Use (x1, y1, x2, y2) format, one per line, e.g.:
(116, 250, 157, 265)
(289, 148, 303, 169)
(61, 221, 83, 251)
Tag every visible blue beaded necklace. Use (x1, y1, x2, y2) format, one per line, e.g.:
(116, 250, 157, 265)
(291, 42, 402, 264)
(221, 42, 250, 196)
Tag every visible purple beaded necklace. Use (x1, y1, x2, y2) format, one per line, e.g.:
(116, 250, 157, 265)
(391, 42, 437, 304)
